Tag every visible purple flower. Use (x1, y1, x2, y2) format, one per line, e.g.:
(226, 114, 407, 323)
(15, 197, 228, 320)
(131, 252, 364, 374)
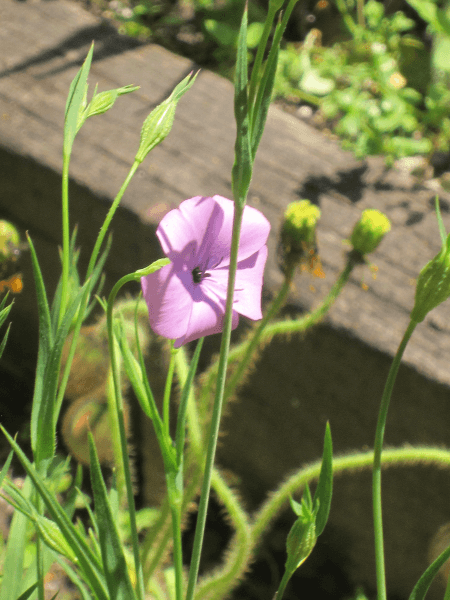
(141, 195, 270, 348)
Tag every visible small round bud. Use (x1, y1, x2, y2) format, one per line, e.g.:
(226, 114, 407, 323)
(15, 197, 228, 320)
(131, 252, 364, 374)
(279, 200, 321, 275)
(0, 221, 20, 262)
(282, 200, 321, 250)
(411, 234, 450, 323)
(350, 209, 391, 256)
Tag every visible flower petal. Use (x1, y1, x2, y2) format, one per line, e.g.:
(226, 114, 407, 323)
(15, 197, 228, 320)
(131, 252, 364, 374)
(211, 195, 271, 265)
(174, 279, 239, 347)
(141, 264, 194, 340)
(210, 246, 268, 320)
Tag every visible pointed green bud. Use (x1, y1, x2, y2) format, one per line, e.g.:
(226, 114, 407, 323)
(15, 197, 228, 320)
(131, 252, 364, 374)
(285, 490, 318, 574)
(350, 209, 391, 256)
(279, 200, 321, 275)
(411, 235, 450, 323)
(135, 71, 198, 164)
(85, 84, 140, 119)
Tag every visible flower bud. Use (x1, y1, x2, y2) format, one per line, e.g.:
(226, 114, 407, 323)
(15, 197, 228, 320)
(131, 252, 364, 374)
(350, 209, 391, 256)
(279, 200, 321, 275)
(411, 232, 450, 323)
(135, 72, 198, 164)
(0, 221, 20, 262)
(285, 493, 317, 573)
(85, 84, 140, 119)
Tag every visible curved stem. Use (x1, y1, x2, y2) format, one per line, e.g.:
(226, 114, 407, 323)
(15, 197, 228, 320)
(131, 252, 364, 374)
(201, 256, 355, 411)
(372, 318, 417, 600)
(252, 445, 450, 545)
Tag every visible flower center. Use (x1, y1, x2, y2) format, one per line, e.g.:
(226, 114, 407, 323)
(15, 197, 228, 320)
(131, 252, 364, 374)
(192, 266, 212, 284)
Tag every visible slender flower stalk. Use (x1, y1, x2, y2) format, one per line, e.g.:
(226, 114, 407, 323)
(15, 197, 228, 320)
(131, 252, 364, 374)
(185, 204, 245, 600)
(59, 153, 71, 326)
(106, 272, 146, 600)
(372, 319, 417, 600)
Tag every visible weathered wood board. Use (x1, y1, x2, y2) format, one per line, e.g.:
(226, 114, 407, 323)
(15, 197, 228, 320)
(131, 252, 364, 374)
(2, 0, 450, 598)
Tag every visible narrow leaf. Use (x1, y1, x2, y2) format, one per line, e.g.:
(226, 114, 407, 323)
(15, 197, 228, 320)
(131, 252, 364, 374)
(0, 426, 109, 600)
(0, 477, 32, 600)
(16, 583, 39, 600)
(435, 197, 447, 245)
(28, 233, 53, 453)
(64, 43, 94, 153)
(0, 449, 13, 489)
(313, 422, 333, 536)
(88, 433, 137, 600)
(409, 542, 450, 600)
(231, 3, 253, 206)
(34, 280, 91, 466)
(251, 22, 280, 158)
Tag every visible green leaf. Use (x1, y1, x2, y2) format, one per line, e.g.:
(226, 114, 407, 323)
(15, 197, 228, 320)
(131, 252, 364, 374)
(16, 583, 39, 600)
(231, 3, 253, 206)
(0, 449, 13, 489)
(88, 433, 137, 600)
(313, 422, 333, 536)
(409, 541, 450, 600)
(27, 234, 53, 454)
(250, 19, 280, 159)
(34, 280, 91, 466)
(204, 19, 237, 46)
(0, 477, 32, 600)
(64, 43, 94, 154)
(0, 427, 109, 600)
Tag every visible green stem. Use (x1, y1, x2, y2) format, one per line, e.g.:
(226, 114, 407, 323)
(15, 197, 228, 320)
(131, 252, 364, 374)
(175, 347, 253, 600)
(86, 160, 139, 280)
(167, 480, 184, 600)
(372, 318, 417, 600)
(185, 204, 245, 600)
(248, 4, 279, 112)
(224, 264, 295, 401)
(276, 570, 292, 600)
(253, 445, 450, 544)
(59, 151, 71, 325)
(444, 571, 450, 600)
(163, 343, 177, 439)
(107, 273, 145, 600)
(202, 255, 355, 411)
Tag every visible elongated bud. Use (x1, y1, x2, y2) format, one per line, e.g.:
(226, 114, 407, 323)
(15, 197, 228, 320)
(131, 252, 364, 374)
(411, 232, 450, 323)
(135, 72, 198, 164)
(285, 491, 318, 573)
(85, 84, 139, 119)
(350, 209, 391, 256)
(279, 200, 321, 275)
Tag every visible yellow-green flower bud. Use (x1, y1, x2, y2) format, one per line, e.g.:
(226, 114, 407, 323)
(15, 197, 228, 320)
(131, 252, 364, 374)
(279, 200, 321, 275)
(0, 221, 19, 262)
(350, 209, 391, 256)
(282, 200, 321, 250)
(411, 233, 450, 323)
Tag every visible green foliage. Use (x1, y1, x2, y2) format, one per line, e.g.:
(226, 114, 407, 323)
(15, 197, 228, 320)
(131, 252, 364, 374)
(273, 0, 450, 162)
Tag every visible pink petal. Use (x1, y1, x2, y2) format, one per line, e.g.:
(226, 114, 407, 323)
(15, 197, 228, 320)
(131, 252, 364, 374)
(141, 264, 194, 340)
(210, 246, 268, 321)
(211, 195, 271, 265)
